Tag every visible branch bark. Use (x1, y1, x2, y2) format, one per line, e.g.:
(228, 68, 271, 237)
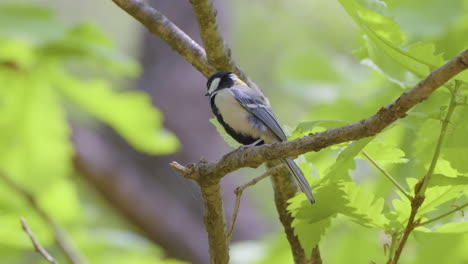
(189, 0, 261, 95)
(200, 180, 229, 264)
(111, 0, 214, 77)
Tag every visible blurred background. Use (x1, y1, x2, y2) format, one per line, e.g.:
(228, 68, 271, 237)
(1, 0, 467, 263)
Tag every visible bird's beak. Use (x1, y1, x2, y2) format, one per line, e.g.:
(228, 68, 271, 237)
(204, 92, 210, 96)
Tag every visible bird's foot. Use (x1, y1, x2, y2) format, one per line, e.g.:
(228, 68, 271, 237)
(239, 138, 263, 151)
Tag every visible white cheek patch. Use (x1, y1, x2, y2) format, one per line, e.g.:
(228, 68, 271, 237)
(208, 78, 221, 95)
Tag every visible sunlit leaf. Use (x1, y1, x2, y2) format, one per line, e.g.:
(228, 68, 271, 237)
(0, 68, 73, 189)
(54, 71, 179, 155)
(416, 221, 468, 234)
(338, 182, 387, 228)
(39, 23, 140, 76)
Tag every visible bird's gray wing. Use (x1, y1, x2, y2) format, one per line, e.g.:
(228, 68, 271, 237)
(230, 86, 287, 141)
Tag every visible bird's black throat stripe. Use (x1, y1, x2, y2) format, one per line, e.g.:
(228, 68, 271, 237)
(210, 93, 263, 146)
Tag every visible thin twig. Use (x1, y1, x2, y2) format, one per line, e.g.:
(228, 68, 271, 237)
(386, 232, 398, 264)
(419, 81, 461, 194)
(418, 202, 468, 226)
(20, 217, 58, 264)
(389, 197, 423, 264)
(391, 81, 461, 264)
(0, 173, 87, 264)
(362, 151, 412, 200)
(228, 164, 283, 241)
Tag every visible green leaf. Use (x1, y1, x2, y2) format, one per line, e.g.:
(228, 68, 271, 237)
(0, 68, 73, 189)
(54, 70, 179, 155)
(38, 179, 82, 224)
(339, 0, 459, 85)
(443, 103, 468, 174)
(0, 3, 66, 44)
(429, 174, 468, 187)
(361, 138, 407, 165)
(209, 118, 241, 148)
(293, 218, 332, 256)
(419, 184, 466, 216)
(0, 40, 36, 69)
(391, 178, 466, 222)
(290, 181, 348, 222)
(416, 221, 468, 234)
(338, 182, 388, 228)
(325, 137, 374, 181)
(288, 181, 347, 255)
(39, 23, 140, 76)
(433, 159, 464, 178)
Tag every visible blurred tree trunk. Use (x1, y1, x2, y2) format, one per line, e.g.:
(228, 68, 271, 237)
(73, 1, 268, 263)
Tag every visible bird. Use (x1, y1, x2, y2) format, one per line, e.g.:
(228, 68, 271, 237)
(205, 72, 315, 204)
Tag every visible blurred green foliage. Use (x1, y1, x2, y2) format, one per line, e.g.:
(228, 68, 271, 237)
(0, 3, 180, 264)
(229, 0, 468, 263)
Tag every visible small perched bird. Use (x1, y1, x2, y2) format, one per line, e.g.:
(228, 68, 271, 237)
(205, 72, 315, 204)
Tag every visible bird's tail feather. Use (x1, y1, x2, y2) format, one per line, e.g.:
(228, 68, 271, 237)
(281, 158, 315, 204)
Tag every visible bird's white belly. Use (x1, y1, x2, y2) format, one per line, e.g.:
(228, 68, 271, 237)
(214, 89, 265, 139)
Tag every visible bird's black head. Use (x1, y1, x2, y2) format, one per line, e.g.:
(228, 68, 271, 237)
(205, 72, 235, 96)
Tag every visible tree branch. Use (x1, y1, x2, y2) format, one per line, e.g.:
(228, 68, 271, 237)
(111, 0, 215, 77)
(0, 173, 87, 264)
(267, 161, 317, 264)
(188, 0, 261, 95)
(176, 49, 468, 182)
(20, 217, 58, 264)
(170, 161, 229, 264)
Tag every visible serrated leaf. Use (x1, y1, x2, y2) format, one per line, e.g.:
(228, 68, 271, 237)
(325, 137, 374, 181)
(54, 70, 179, 155)
(338, 0, 464, 86)
(288, 180, 347, 255)
(209, 118, 241, 148)
(433, 159, 463, 178)
(338, 182, 387, 228)
(419, 184, 466, 216)
(361, 138, 407, 165)
(293, 218, 332, 257)
(289, 181, 348, 222)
